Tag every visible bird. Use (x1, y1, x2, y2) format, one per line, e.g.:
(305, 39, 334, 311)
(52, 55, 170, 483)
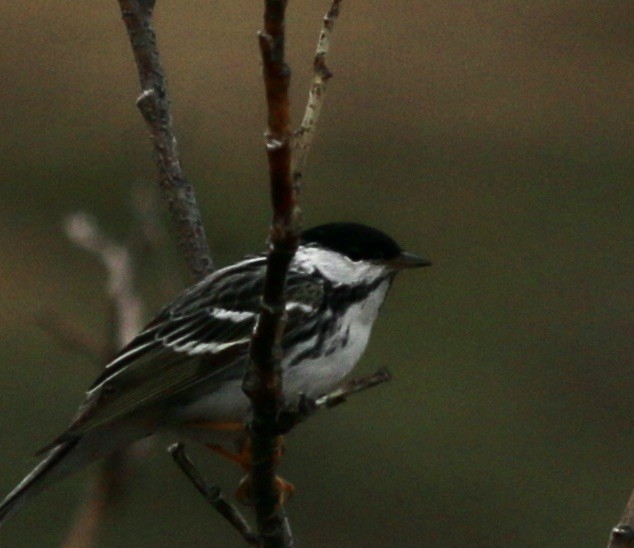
(0, 221, 430, 526)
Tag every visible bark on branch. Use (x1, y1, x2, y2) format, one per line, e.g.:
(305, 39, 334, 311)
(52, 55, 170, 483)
(292, 0, 342, 186)
(241, 1, 299, 546)
(176, 370, 390, 545)
(117, 0, 214, 280)
(169, 444, 260, 546)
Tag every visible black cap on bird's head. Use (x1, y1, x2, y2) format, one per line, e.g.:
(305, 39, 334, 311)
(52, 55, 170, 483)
(300, 222, 431, 269)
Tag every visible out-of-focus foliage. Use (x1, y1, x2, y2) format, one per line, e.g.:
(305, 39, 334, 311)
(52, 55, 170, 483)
(0, 2, 631, 546)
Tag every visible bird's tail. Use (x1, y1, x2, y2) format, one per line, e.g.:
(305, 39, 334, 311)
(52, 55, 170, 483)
(0, 439, 80, 526)
(0, 421, 144, 528)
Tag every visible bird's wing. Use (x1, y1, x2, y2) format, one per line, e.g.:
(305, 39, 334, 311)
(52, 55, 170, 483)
(42, 256, 324, 450)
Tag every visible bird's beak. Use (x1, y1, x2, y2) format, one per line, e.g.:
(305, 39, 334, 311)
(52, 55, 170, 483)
(386, 251, 432, 270)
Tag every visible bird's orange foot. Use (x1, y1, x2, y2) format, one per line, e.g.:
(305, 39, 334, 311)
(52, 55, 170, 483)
(206, 435, 293, 506)
(235, 472, 295, 507)
(206, 442, 252, 469)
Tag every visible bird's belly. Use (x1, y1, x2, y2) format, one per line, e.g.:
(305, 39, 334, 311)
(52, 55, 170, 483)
(172, 326, 370, 441)
(174, 379, 249, 423)
(168, 378, 249, 445)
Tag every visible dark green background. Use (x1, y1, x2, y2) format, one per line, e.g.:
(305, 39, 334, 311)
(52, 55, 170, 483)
(0, 1, 632, 546)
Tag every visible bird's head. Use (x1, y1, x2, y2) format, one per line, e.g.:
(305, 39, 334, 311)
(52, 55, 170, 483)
(298, 222, 431, 284)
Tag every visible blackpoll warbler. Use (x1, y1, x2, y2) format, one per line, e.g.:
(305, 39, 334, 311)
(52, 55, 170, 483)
(0, 222, 430, 525)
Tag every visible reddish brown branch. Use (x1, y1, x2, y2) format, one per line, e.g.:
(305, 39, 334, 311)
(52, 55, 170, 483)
(258, 1, 296, 233)
(117, 0, 214, 280)
(173, 370, 389, 545)
(241, 1, 299, 546)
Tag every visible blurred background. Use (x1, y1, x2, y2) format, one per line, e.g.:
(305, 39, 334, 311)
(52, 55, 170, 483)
(0, 1, 632, 546)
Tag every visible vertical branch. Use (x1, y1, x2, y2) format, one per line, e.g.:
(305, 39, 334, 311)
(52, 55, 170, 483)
(117, 0, 214, 280)
(242, 1, 299, 546)
(292, 0, 343, 185)
(259, 0, 297, 235)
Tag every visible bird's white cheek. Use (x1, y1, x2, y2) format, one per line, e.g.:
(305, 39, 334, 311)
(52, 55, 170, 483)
(295, 246, 388, 285)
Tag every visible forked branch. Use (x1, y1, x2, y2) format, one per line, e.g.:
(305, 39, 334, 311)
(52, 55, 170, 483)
(174, 370, 391, 545)
(241, 1, 348, 545)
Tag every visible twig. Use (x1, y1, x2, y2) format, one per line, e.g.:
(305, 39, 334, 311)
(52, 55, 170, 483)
(315, 367, 392, 409)
(169, 368, 390, 543)
(117, 0, 214, 281)
(169, 444, 259, 546)
(292, 0, 343, 185)
(241, 1, 299, 546)
(276, 369, 392, 434)
(64, 213, 143, 348)
(170, 369, 389, 546)
(608, 491, 634, 547)
(61, 213, 145, 548)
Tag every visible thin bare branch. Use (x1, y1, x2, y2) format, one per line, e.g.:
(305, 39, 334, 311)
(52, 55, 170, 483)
(276, 369, 392, 434)
(241, 1, 299, 545)
(117, 0, 214, 280)
(169, 444, 260, 547)
(315, 367, 391, 409)
(292, 0, 343, 185)
(64, 213, 143, 348)
(61, 213, 145, 548)
(169, 367, 389, 547)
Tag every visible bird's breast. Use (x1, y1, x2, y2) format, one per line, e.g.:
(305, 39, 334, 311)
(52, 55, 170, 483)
(282, 280, 391, 397)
